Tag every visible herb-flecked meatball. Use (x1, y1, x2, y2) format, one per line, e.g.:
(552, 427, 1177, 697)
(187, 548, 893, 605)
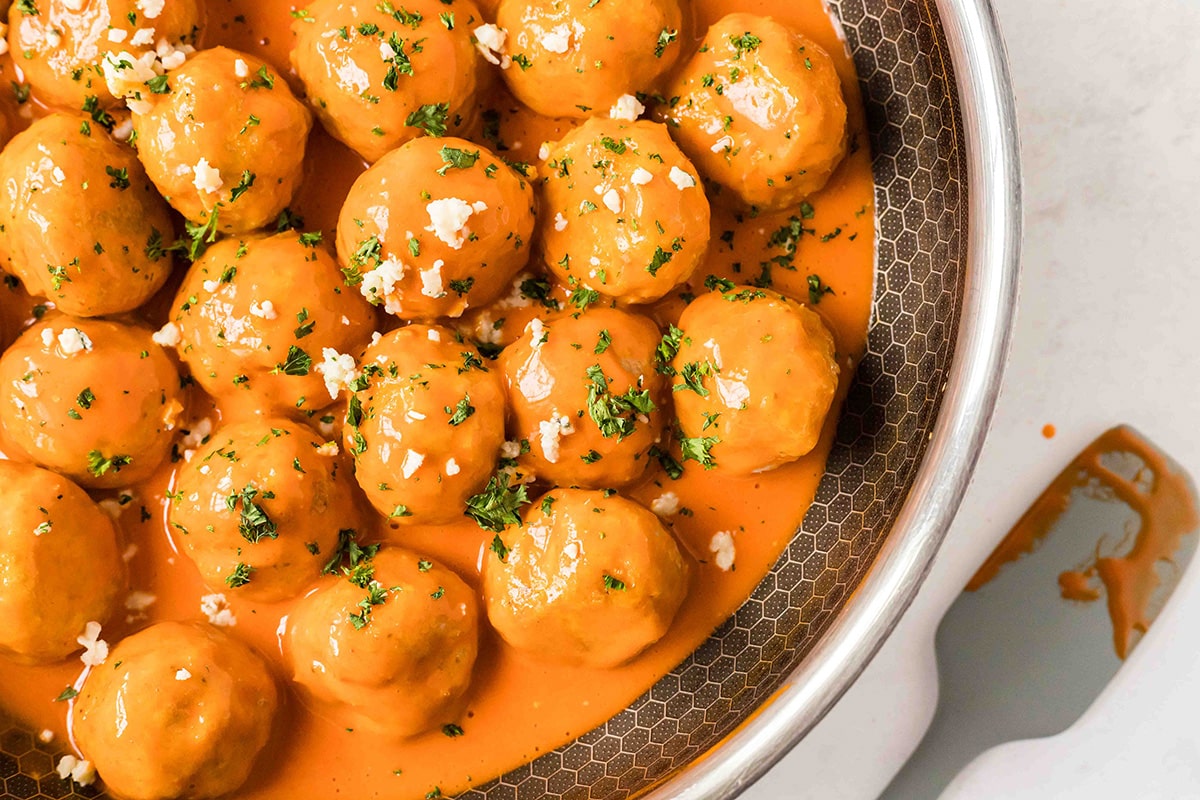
(132, 47, 312, 233)
(337, 136, 537, 321)
(0, 315, 183, 489)
(0, 461, 124, 665)
(539, 118, 709, 303)
(7, 0, 202, 110)
(169, 231, 377, 417)
(344, 325, 506, 525)
(483, 488, 688, 667)
(291, 0, 485, 162)
(499, 306, 667, 488)
(670, 286, 839, 474)
(288, 547, 479, 737)
(0, 113, 175, 316)
(658, 14, 849, 210)
(169, 417, 361, 602)
(73, 621, 278, 800)
(494, 0, 683, 119)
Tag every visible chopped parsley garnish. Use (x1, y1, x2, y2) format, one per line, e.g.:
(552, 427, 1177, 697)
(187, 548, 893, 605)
(242, 65, 275, 90)
(654, 28, 678, 58)
(436, 146, 480, 175)
(76, 387, 95, 410)
(145, 74, 170, 94)
(442, 724, 463, 737)
(229, 170, 256, 201)
(489, 534, 509, 561)
(586, 364, 656, 440)
(105, 165, 130, 190)
(226, 484, 278, 543)
(445, 395, 475, 426)
(655, 324, 685, 375)
(673, 360, 712, 397)
(465, 471, 529, 532)
(274, 345, 312, 376)
(448, 277, 474, 296)
(54, 686, 78, 702)
(322, 528, 379, 576)
(680, 434, 719, 469)
(406, 103, 450, 137)
(807, 274, 835, 304)
(225, 562, 254, 588)
(730, 32, 762, 58)
(594, 329, 612, 354)
(87, 450, 131, 477)
(602, 574, 627, 591)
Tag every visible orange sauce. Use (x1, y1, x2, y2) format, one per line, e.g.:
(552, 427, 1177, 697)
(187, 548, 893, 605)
(0, 1, 875, 797)
(1042, 423, 1056, 439)
(967, 426, 1200, 659)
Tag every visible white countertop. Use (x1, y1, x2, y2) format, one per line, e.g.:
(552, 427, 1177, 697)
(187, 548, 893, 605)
(746, 0, 1200, 797)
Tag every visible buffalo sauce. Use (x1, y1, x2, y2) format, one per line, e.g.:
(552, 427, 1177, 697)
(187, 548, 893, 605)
(967, 426, 1200, 659)
(0, 0, 875, 797)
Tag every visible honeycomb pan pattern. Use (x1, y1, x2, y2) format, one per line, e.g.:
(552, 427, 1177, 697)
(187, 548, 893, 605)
(0, 0, 966, 797)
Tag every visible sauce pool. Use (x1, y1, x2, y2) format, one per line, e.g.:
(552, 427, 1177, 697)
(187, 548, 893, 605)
(0, 0, 876, 797)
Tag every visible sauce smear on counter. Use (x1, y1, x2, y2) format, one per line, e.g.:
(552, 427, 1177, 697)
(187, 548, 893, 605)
(0, 0, 875, 797)
(967, 426, 1200, 659)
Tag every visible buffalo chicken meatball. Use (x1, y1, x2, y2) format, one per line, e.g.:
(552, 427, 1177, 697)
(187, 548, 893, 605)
(539, 119, 709, 303)
(344, 325, 506, 525)
(670, 286, 839, 474)
(73, 621, 278, 800)
(0, 315, 183, 489)
(484, 488, 688, 668)
(337, 136, 536, 321)
(499, 306, 667, 488)
(132, 47, 312, 233)
(659, 14, 849, 210)
(288, 547, 479, 737)
(7, 0, 202, 110)
(0, 114, 175, 317)
(495, 0, 683, 119)
(291, 0, 484, 163)
(169, 232, 376, 416)
(0, 461, 124, 664)
(169, 418, 361, 602)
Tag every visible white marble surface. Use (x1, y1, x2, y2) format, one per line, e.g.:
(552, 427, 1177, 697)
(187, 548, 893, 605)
(746, 0, 1200, 797)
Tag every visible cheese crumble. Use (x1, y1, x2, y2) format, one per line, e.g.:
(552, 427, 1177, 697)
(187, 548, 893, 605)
(152, 321, 181, 347)
(474, 24, 512, 69)
(200, 593, 237, 627)
(710, 531, 736, 571)
(538, 412, 574, 463)
(57, 328, 93, 355)
(650, 492, 680, 517)
(424, 198, 486, 250)
(609, 93, 646, 121)
(192, 157, 223, 194)
(669, 166, 697, 189)
(77, 621, 109, 667)
(316, 348, 358, 399)
(55, 756, 96, 787)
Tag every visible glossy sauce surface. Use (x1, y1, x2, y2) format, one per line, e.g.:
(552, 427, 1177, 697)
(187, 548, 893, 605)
(0, 0, 876, 797)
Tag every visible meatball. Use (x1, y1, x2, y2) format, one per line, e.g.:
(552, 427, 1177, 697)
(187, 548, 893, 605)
(483, 488, 688, 667)
(0, 462, 124, 664)
(73, 621, 278, 800)
(169, 418, 361, 602)
(670, 286, 839, 474)
(539, 119, 709, 303)
(500, 306, 667, 488)
(132, 47, 312, 233)
(337, 136, 537, 321)
(0, 315, 183, 489)
(0, 114, 175, 316)
(7, 0, 202, 110)
(169, 232, 376, 417)
(345, 325, 506, 525)
(658, 14, 849, 210)
(288, 547, 479, 737)
(291, 0, 484, 163)
(495, 0, 683, 119)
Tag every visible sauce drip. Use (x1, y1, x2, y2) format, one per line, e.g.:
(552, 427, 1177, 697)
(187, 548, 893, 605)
(0, 0, 876, 797)
(967, 426, 1200, 659)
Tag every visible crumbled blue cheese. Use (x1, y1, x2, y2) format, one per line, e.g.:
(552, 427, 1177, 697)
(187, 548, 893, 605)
(57, 328, 94, 355)
(709, 531, 736, 571)
(630, 167, 654, 186)
(474, 24, 512, 69)
(55, 756, 96, 787)
(137, 0, 166, 19)
(200, 593, 236, 627)
(538, 412, 574, 463)
(609, 94, 645, 121)
(76, 621, 108, 667)
(192, 158, 223, 194)
(650, 491, 680, 517)
(316, 348, 358, 399)
(360, 256, 406, 314)
(445, 457, 460, 476)
(175, 668, 192, 681)
(424, 198, 487, 250)
(248, 299, 277, 320)
(602, 188, 622, 214)
(419, 260, 446, 298)
(539, 24, 571, 53)
(669, 166, 697, 190)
